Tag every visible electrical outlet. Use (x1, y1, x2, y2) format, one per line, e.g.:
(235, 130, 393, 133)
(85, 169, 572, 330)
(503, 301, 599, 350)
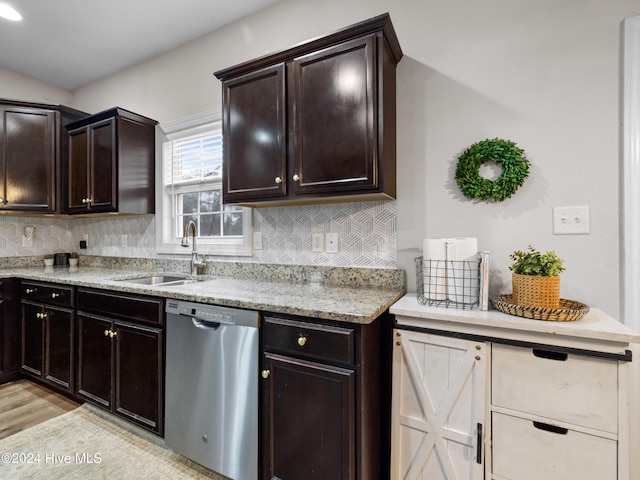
(253, 231, 263, 250)
(553, 206, 590, 235)
(325, 233, 339, 253)
(312, 233, 324, 252)
(83, 234, 89, 247)
(121, 234, 128, 247)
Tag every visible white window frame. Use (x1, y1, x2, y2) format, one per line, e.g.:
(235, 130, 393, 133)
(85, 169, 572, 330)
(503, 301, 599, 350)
(156, 109, 252, 256)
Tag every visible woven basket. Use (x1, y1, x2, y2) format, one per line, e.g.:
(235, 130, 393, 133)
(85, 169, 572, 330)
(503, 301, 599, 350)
(491, 295, 589, 322)
(512, 273, 560, 309)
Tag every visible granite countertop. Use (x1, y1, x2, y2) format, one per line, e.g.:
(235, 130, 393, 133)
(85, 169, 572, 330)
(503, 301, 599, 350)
(3, 266, 405, 324)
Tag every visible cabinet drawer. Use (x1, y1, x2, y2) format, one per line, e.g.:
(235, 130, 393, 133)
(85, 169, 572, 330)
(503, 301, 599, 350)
(492, 412, 617, 480)
(77, 288, 163, 325)
(21, 281, 74, 307)
(492, 343, 618, 432)
(263, 316, 355, 366)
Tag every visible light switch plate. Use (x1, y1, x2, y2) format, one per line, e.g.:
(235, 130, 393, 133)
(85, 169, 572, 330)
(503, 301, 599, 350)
(312, 233, 324, 252)
(553, 206, 590, 235)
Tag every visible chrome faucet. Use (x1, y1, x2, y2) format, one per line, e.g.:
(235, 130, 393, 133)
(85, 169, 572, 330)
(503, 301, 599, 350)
(181, 221, 206, 275)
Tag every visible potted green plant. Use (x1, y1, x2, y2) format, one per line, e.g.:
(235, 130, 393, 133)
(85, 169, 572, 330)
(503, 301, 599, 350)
(69, 252, 79, 266)
(509, 245, 565, 308)
(44, 253, 55, 266)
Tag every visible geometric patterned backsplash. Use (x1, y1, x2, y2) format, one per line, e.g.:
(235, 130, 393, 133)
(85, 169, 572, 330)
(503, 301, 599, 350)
(0, 200, 397, 269)
(252, 201, 397, 267)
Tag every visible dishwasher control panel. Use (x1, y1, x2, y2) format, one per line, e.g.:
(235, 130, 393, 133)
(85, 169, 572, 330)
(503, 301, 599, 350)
(166, 299, 260, 328)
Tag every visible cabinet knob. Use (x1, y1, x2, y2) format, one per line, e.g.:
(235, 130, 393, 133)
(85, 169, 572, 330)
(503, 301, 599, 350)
(104, 329, 110, 337)
(82, 198, 87, 204)
(109, 331, 117, 338)
(25, 288, 36, 294)
(292, 174, 300, 182)
(51, 293, 60, 298)
(261, 370, 270, 379)
(274, 177, 282, 184)
(297, 335, 307, 347)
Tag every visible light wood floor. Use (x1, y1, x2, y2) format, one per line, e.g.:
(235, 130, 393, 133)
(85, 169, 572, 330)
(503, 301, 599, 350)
(0, 379, 80, 441)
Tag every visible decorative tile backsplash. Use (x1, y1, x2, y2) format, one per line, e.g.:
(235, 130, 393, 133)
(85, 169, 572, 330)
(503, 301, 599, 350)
(0, 201, 397, 268)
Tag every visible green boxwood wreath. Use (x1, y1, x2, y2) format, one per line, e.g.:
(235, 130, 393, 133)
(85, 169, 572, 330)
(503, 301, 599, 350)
(455, 138, 530, 202)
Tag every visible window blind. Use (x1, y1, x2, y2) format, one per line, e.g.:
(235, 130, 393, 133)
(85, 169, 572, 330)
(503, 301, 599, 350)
(163, 128, 223, 187)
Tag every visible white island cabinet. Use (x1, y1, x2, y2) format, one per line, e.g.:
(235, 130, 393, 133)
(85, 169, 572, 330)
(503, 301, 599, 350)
(390, 293, 640, 480)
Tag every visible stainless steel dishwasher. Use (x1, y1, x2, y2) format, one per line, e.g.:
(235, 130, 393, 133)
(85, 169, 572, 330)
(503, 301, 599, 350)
(165, 299, 259, 480)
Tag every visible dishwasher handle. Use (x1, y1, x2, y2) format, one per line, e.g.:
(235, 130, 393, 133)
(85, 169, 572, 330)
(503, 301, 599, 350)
(177, 312, 235, 327)
(191, 317, 225, 330)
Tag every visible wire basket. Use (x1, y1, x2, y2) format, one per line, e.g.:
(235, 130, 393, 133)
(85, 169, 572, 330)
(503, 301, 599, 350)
(415, 256, 482, 309)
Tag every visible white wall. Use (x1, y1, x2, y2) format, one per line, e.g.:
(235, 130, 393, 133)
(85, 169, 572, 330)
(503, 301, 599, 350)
(0, 66, 72, 105)
(1, 0, 636, 318)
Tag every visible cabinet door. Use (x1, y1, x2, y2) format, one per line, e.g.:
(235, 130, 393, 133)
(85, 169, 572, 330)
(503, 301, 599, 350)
(262, 352, 355, 480)
(67, 119, 116, 214)
(67, 127, 90, 213)
(21, 303, 44, 378)
(291, 35, 376, 196)
(44, 307, 74, 392)
(222, 63, 287, 203)
(76, 314, 113, 408)
(88, 119, 117, 212)
(1, 106, 56, 212)
(114, 321, 163, 434)
(391, 331, 486, 480)
(0, 279, 19, 384)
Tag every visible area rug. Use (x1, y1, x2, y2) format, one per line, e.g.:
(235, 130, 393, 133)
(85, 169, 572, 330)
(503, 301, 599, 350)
(0, 403, 226, 479)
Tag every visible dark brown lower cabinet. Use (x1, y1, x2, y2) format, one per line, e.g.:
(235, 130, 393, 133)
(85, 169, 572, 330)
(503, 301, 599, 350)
(20, 281, 75, 393)
(21, 303, 44, 378)
(263, 353, 355, 479)
(76, 314, 112, 408)
(44, 307, 74, 390)
(115, 321, 163, 430)
(0, 279, 19, 384)
(261, 313, 390, 480)
(76, 288, 164, 435)
(21, 305, 74, 391)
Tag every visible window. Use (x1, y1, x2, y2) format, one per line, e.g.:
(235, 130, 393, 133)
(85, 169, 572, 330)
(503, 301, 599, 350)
(156, 110, 252, 255)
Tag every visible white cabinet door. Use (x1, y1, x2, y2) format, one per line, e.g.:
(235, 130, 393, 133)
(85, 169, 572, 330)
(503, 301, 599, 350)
(391, 330, 486, 480)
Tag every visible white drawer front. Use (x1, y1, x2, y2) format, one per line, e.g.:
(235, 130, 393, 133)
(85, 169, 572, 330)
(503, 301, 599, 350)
(492, 343, 618, 432)
(492, 412, 617, 480)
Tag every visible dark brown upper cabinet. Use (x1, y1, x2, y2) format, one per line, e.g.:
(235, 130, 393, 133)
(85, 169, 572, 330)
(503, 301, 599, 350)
(65, 107, 157, 215)
(0, 100, 85, 214)
(214, 13, 403, 207)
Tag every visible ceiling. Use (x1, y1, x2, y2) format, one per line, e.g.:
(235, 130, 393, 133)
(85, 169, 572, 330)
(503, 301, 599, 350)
(0, 0, 278, 91)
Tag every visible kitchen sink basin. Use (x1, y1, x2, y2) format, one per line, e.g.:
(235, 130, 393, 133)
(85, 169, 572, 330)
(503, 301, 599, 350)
(118, 275, 197, 286)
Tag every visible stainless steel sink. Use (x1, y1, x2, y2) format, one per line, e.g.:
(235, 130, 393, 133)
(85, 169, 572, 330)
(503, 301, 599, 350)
(119, 275, 196, 286)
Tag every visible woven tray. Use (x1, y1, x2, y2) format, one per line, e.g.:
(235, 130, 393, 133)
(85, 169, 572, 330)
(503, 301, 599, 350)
(491, 294, 589, 322)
